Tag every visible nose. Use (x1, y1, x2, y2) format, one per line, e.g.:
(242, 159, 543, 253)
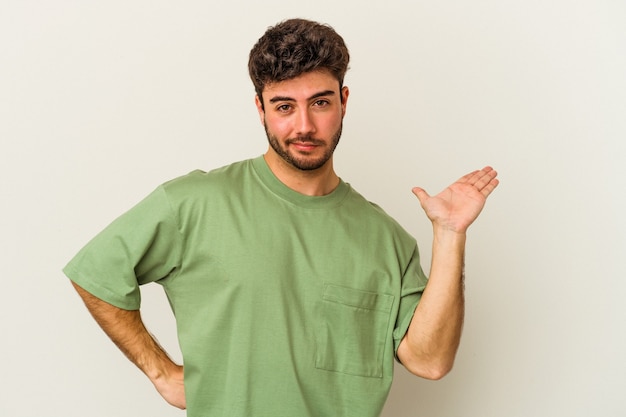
(295, 108, 316, 136)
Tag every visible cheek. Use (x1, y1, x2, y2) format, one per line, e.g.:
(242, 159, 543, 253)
(265, 117, 292, 137)
(319, 113, 343, 132)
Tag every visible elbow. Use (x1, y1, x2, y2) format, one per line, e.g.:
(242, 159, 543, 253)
(398, 344, 456, 380)
(397, 337, 459, 380)
(420, 361, 454, 380)
(405, 359, 454, 381)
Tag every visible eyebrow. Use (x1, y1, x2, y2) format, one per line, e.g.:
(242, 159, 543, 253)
(268, 90, 336, 104)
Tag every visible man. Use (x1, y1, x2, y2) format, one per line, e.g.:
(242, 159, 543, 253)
(65, 18, 499, 416)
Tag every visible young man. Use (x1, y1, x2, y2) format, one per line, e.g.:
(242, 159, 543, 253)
(65, 18, 499, 416)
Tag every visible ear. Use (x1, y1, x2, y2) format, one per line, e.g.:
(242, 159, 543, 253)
(254, 95, 265, 125)
(340, 86, 350, 117)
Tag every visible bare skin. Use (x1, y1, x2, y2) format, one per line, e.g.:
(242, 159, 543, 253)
(255, 70, 348, 197)
(397, 167, 499, 379)
(72, 282, 186, 409)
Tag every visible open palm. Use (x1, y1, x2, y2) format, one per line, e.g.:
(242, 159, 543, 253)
(412, 167, 499, 233)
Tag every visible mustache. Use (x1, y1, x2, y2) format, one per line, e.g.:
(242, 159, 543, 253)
(286, 136, 325, 146)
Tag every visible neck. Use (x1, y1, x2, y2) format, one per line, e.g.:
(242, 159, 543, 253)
(263, 150, 340, 197)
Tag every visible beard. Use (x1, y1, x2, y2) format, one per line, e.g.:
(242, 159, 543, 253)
(264, 122, 343, 171)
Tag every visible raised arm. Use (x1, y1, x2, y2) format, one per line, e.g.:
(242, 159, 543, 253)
(71, 281, 186, 409)
(397, 167, 499, 379)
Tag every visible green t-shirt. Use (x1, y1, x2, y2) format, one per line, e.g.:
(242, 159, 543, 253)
(64, 156, 428, 417)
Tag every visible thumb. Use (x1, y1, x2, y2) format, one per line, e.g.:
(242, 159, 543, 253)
(412, 187, 430, 204)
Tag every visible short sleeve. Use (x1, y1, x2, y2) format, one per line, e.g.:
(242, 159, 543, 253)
(63, 185, 183, 310)
(392, 244, 428, 359)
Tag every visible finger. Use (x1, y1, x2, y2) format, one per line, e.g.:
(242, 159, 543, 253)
(480, 178, 500, 197)
(411, 187, 430, 205)
(472, 167, 498, 189)
(457, 170, 480, 184)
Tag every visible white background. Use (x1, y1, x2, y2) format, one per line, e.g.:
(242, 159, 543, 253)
(1, 1, 625, 416)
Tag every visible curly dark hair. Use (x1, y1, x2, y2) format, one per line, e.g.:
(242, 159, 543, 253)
(248, 18, 350, 101)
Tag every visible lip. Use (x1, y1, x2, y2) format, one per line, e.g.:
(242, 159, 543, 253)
(290, 142, 319, 152)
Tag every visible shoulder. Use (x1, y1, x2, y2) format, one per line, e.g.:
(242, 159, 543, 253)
(344, 185, 416, 245)
(150, 159, 257, 228)
(160, 159, 253, 198)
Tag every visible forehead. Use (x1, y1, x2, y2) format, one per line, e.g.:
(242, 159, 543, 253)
(262, 70, 340, 100)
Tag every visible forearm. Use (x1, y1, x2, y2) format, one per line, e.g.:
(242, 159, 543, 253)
(71, 281, 185, 408)
(401, 165, 498, 379)
(72, 281, 176, 376)
(398, 229, 466, 379)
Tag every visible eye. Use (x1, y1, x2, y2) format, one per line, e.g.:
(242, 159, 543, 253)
(313, 99, 330, 108)
(276, 104, 292, 113)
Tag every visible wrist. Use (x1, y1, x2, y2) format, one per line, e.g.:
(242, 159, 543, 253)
(431, 227, 467, 268)
(131, 334, 178, 383)
(432, 226, 466, 243)
(143, 354, 179, 382)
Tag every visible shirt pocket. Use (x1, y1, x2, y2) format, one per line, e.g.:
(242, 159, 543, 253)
(315, 283, 395, 378)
